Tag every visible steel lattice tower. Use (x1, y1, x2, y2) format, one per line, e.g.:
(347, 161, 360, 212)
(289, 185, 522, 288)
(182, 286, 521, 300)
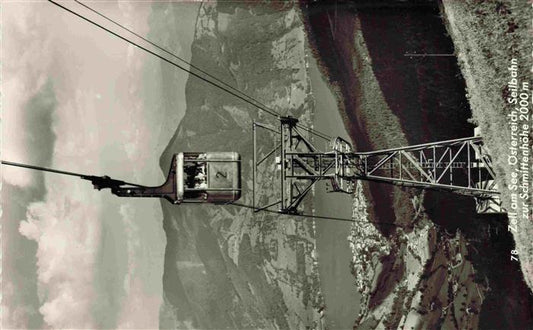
(253, 117, 502, 215)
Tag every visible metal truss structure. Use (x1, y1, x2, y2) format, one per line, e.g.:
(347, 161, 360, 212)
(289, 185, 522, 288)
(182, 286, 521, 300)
(253, 116, 503, 215)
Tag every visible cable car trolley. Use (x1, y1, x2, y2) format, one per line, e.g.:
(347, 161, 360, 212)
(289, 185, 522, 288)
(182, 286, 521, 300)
(89, 152, 241, 204)
(178, 152, 241, 203)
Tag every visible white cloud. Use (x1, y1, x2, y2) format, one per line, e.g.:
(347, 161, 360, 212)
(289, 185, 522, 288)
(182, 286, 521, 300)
(2, 4, 56, 187)
(119, 204, 140, 282)
(2, 282, 31, 329)
(5, 2, 169, 328)
(19, 174, 102, 329)
(15, 30, 106, 325)
(116, 202, 163, 329)
(14, 65, 109, 327)
(115, 278, 162, 329)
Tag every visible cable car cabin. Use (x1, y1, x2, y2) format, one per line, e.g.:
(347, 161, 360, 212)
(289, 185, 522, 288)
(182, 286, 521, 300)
(177, 152, 241, 203)
(108, 152, 241, 204)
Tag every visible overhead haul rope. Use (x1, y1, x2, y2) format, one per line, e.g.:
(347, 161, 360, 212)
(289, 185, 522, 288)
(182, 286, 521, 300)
(0, 160, 144, 188)
(1, 160, 92, 178)
(9, 1, 371, 225)
(0, 160, 406, 228)
(229, 201, 358, 223)
(47, 0, 280, 118)
(227, 201, 407, 228)
(53, 0, 331, 141)
(73, 0, 270, 116)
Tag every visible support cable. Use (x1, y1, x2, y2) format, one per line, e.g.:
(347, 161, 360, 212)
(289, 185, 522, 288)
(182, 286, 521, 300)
(74, 0, 269, 116)
(1, 160, 407, 227)
(59, 0, 332, 141)
(47, 0, 280, 118)
(1, 160, 144, 189)
(18, 2, 377, 225)
(227, 201, 407, 228)
(2, 160, 89, 178)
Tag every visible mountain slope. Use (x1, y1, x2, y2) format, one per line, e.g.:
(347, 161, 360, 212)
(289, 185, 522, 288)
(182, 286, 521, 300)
(158, 3, 322, 329)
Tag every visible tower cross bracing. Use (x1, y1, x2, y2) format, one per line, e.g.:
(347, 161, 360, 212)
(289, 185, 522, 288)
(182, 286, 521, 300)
(253, 117, 502, 215)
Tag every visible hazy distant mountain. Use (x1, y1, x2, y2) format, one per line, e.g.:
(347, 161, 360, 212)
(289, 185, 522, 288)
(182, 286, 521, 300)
(158, 2, 322, 329)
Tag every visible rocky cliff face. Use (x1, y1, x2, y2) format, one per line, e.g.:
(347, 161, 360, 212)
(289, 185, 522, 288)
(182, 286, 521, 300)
(440, 0, 533, 295)
(298, 2, 515, 329)
(349, 182, 486, 329)
(158, 2, 322, 329)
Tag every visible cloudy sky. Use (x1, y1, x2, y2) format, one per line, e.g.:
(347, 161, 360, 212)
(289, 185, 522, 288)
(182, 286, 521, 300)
(2, 1, 199, 328)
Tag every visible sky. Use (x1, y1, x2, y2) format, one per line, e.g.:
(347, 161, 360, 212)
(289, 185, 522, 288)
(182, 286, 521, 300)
(2, 1, 199, 328)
